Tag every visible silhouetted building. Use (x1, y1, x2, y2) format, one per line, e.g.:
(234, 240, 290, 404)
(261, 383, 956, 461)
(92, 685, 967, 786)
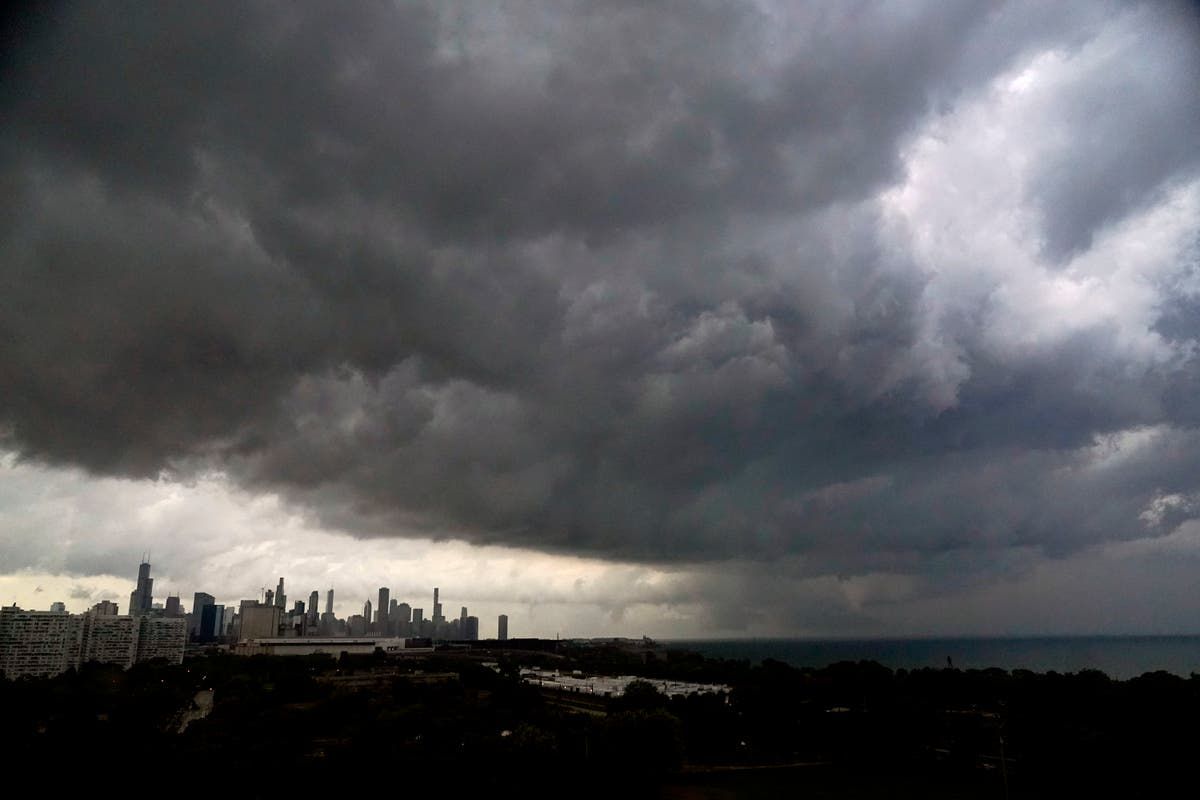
(199, 603, 225, 641)
(164, 595, 182, 617)
(92, 601, 119, 616)
(498, 614, 508, 641)
(238, 602, 282, 640)
(377, 587, 389, 633)
(275, 577, 286, 609)
(49, 602, 66, 613)
(192, 592, 215, 638)
(325, 589, 334, 615)
(465, 616, 479, 641)
(128, 561, 154, 616)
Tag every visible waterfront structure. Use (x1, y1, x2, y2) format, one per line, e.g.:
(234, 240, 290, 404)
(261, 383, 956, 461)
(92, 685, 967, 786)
(128, 561, 154, 616)
(233, 637, 414, 657)
(498, 614, 508, 641)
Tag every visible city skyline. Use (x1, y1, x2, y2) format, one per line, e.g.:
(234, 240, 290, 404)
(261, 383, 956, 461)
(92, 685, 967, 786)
(3, 3, 1200, 639)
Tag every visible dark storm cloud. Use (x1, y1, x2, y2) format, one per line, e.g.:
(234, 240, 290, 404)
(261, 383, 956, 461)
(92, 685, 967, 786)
(2, 0, 1200, 589)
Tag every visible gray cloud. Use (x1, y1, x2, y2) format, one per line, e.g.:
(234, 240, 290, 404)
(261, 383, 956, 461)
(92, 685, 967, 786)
(2, 0, 1200, 614)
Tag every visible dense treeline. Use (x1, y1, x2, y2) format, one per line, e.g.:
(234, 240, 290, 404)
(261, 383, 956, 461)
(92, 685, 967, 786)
(2, 648, 1198, 797)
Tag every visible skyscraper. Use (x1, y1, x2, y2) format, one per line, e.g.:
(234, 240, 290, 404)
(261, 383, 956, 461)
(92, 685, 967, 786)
(325, 589, 334, 615)
(364, 598, 372, 625)
(128, 561, 153, 616)
(164, 595, 182, 617)
(377, 587, 390, 633)
(192, 592, 215, 638)
(309, 591, 319, 620)
(275, 577, 286, 609)
(498, 614, 508, 641)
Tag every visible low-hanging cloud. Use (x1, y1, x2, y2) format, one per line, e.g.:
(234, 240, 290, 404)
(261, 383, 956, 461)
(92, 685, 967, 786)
(2, 0, 1200, 610)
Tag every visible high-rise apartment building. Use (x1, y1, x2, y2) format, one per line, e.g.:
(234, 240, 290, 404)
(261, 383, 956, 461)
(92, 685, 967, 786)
(79, 611, 138, 668)
(0, 606, 80, 679)
(135, 615, 187, 664)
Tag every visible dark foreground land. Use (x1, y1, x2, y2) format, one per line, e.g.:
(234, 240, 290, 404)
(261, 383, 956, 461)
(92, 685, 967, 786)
(3, 643, 1198, 798)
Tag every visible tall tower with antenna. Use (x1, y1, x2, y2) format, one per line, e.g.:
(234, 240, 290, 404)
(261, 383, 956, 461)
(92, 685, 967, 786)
(128, 559, 154, 616)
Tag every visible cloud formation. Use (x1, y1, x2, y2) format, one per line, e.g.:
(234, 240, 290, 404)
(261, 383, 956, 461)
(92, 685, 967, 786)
(2, 1, 1200, 631)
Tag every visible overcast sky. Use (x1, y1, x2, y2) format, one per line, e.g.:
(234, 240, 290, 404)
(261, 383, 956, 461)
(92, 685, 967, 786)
(2, 1, 1200, 638)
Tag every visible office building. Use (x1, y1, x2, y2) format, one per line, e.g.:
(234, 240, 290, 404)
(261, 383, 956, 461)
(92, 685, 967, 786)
(377, 587, 390, 633)
(465, 616, 479, 641)
(50, 601, 66, 613)
(92, 600, 120, 616)
(164, 595, 182, 617)
(199, 603, 225, 641)
(325, 589, 334, 615)
(128, 561, 154, 616)
(238, 602, 282, 640)
(275, 577, 286, 609)
(191, 592, 215, 638)
(498, 614, 508, 641)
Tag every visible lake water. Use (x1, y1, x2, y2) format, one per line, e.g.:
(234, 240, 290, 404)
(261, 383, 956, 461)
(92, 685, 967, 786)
(669, 637, 1200, 680)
